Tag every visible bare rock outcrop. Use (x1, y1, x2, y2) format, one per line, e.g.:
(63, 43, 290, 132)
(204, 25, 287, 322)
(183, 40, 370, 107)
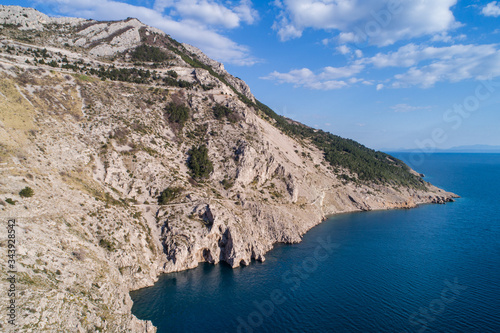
(0, 5, 86, 30)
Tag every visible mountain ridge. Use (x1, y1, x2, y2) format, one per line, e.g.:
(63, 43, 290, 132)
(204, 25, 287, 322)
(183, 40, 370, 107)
(0, 6, 457, 332)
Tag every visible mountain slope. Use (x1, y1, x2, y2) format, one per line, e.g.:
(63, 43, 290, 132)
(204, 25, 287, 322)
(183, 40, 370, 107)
(0, 6, 456, 332)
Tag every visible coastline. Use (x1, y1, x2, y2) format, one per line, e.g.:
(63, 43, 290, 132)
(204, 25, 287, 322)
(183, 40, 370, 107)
(128, 188, 458, 331)
(129, 184, 458, 282)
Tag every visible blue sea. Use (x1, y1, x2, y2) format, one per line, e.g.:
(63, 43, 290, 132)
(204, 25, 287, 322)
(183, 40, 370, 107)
(131, 153, 500, 332)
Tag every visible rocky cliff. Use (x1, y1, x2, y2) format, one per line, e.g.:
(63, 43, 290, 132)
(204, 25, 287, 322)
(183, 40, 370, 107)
(0, 6, 457, 332)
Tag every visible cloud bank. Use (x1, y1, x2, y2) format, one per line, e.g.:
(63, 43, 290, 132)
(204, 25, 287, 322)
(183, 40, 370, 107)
(264, 43, 500, 89)
(482, 1, 500, 17)
(273, 0, 459, 46)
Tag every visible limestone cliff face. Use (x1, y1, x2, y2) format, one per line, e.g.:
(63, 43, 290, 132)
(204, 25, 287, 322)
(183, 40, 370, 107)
(0, 6, 456, 332)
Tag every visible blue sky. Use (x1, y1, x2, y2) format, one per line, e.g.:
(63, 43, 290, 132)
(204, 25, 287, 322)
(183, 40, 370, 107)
(4, 0, 500, 150)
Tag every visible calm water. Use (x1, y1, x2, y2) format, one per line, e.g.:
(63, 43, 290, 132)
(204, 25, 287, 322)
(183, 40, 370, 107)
(131, 153, 500, 332)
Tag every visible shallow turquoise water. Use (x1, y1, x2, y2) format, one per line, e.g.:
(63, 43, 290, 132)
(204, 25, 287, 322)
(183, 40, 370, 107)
(131, 153, 500, 332)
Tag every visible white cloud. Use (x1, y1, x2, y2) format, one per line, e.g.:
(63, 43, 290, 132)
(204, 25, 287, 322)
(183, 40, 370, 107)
(337, 45, 350, 55)
(364, 43, 484, 68)
(36, 0, 258, 65)
(430, 32, 466, 43)
(261, 64, 363, 90)
(390, 104, 431, 113)
(273, 0, 460, 46)
(319, 64, 364, 79)
(366, 43, 500, 88)
(336, 45, 363, 58)
(171, 1, 241, 28)
(155, 0, 258, 28)
(431, 32, 453, 43)
(234, 0, 259, 25)
(482, 1, 500, 17)
(334, 44, 363, 58)
(273, 16, 303, 40)
(265, 42, 500, 90)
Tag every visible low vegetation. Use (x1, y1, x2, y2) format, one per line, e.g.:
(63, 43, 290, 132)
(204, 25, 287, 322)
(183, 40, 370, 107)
(130, 45, 170, 62)
(166, 70, 178, 78)
(163, 76, 193, 88)
(88, 66, 154, 84)
(158, 186, 184, 204)
(19, 186, 34, 198)
(187, 145, 213, 179)
(212, 104, 238, 123)
(5, 198, 16, 205)
(164, 102, 190, 129)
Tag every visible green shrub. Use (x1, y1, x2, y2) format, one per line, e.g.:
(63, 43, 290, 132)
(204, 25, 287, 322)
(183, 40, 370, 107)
(88, 66, 153, 84)
(158, 186, 184, 204)
(131, 45, 169, 62)
(201, 83, 215, 91)
(213, 104, 230, 119)
(187, 145, 213, 179)
(165, 102, 190, 128)
(167, 70, 178, 78)
(177, 80, 193, 88)
(5, 198, 16, 205)
(163, 76, 193, 88)
(212, 104, 239, 123)
(19, 187, 34, 198)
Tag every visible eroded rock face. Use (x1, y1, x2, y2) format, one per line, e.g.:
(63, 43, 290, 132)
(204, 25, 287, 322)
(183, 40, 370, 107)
(0, 6, 458, 332)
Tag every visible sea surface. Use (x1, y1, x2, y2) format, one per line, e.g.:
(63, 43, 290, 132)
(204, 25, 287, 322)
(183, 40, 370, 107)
(131, 153, 500, 332)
